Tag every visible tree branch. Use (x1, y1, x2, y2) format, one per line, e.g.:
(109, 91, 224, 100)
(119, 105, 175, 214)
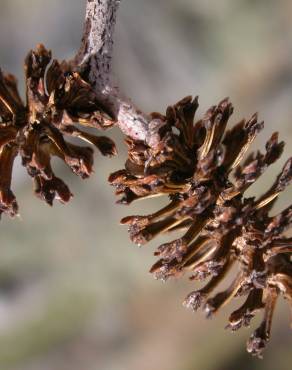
(75, 0, 119, 91)
(75, 0, 162, 144)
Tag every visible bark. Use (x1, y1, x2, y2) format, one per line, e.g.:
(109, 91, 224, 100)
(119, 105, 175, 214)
(75, 0, 162, 144)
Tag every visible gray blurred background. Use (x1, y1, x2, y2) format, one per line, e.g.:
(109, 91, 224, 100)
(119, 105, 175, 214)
(0, 1, 291, 369)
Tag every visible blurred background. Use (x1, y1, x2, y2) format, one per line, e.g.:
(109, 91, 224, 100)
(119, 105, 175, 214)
(0, 0, 291, 369)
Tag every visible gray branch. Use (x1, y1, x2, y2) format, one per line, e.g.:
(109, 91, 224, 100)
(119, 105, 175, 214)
(75, 0, 162, 144)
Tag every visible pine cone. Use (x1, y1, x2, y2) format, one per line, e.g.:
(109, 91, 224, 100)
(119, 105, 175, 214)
(0, 44, 116, 216)
(109, 96, 292, 357)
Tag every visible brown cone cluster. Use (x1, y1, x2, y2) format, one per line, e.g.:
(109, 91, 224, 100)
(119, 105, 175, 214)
(0, 44, 116, 216)
(109, 96, 292, 357)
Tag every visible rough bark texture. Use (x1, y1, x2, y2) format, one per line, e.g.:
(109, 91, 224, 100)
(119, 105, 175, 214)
(75, 0, 120, 90)
(75, 0, 159, 143)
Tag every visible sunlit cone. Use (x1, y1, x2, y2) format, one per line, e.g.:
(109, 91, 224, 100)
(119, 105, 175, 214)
(0, 44, 116, 217)
(109, 96, 292, 357)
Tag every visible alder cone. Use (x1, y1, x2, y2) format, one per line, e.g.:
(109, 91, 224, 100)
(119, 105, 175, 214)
(0, 44, 116, 217)
(110, 96, 292, 357)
